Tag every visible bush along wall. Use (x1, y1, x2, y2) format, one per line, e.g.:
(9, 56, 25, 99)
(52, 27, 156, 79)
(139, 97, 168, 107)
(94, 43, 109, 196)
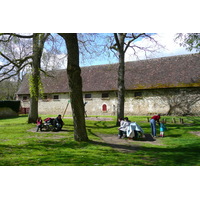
(0, 101, 21, 118)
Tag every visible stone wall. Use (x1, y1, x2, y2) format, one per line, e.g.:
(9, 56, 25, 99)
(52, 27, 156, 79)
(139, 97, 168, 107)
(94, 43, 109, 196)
(17, 88, 200, 116)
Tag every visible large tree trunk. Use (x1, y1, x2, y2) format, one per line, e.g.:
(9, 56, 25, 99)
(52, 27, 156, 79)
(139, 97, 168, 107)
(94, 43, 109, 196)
(28, 34, 48, 123)
(116, 34, 126, 126)
(28, 34, 40, 123)
(116, 51, 125, 125)
(59, 33, 88, 142)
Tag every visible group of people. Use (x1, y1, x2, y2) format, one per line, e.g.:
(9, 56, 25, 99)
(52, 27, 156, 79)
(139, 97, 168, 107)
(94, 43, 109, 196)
(118, 117, 144, 139)
(37, 113, 166, 137)
(118, 114, 167, 139)
(150, 114, 167, 137)
(36, 114, 64, 132)
(118, 117, 131, 138)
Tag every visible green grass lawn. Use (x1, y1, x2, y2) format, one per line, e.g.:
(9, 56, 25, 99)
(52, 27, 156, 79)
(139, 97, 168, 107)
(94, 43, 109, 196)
(0, 115, 200, 166)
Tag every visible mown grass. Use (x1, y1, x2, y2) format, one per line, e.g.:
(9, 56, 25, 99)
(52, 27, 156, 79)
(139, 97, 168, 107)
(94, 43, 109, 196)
(0, 115, 200, 166)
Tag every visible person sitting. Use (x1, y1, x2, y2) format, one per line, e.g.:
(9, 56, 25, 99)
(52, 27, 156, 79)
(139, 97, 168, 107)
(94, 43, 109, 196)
(118, 117, 130, 138)
(118, 118, 124, 138)
(36, 117, 43, 132)
(126, 121, 144, 139)
(54, 114, 64, 131)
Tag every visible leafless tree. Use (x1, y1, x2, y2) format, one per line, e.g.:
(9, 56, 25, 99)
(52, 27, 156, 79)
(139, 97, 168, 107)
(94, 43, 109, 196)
(0, 33, 49, 123)
(0, 33, 33, 83)
(109, 33, 162, 125)
(41, 34, 67, 71)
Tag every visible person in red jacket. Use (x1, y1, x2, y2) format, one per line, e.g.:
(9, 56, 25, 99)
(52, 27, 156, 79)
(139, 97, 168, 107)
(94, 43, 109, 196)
(36, 117, 43, 132)
(150, 114, 161, 137)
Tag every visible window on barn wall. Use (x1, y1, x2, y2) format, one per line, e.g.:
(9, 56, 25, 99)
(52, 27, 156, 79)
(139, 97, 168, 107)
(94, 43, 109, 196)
(42, 95, 48, 101)
(53, 95, 59, 100)
(134, 91, 143, 98)
(102, 93, 109, 99)
(85, 93, 92, 99)
(22, 96, 28, 101)
(102, 104, 107, 112)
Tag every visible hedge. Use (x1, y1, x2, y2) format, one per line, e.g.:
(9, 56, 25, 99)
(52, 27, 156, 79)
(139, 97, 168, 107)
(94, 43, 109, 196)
(0, 101, 21, 113)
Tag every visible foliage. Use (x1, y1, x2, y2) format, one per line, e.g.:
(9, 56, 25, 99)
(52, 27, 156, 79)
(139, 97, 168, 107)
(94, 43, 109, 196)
(28, 74, 44, 99)
(176, 33, 200, 52)
(0, 115, 199, 166)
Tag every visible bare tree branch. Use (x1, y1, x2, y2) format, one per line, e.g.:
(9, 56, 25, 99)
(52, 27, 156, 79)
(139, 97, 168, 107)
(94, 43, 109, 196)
(0, 33, 33, 39)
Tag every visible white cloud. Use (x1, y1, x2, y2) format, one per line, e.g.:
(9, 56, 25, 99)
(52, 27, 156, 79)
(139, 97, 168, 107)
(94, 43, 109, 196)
(125, 33, 196, 62)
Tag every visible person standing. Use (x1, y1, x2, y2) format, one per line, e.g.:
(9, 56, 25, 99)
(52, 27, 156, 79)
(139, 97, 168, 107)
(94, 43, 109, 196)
(160, 120, 167, 137)
(150, 114, 161, 137)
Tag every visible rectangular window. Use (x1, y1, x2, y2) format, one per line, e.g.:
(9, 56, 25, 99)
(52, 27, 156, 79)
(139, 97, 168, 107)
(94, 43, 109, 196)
(102, 93, 109, 98)
(53, 95, 59, 100)
(42, 95, 49, 102)
(22, 96, 28, 101)
(85, 94, 92, 99)
(134, 92, 142, 98)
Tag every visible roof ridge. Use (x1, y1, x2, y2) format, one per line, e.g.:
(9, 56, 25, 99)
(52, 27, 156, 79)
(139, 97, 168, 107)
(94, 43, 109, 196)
(46, 53, 200, 72)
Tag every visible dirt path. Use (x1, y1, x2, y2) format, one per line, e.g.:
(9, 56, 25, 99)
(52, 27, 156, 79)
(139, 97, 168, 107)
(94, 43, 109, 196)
(95, 133, 163, 153)
(190, 131, 200, 136)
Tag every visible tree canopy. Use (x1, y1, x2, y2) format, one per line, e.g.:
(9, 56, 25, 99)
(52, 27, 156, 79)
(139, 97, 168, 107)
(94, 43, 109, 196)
(176, 33, 200, 52)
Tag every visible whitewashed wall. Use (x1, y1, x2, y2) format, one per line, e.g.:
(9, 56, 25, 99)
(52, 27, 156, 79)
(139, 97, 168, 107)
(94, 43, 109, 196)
(17, 88, 200, 116)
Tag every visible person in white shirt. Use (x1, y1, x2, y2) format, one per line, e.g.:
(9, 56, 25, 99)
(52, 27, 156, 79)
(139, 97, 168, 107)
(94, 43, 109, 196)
(118, 117, 130, 138)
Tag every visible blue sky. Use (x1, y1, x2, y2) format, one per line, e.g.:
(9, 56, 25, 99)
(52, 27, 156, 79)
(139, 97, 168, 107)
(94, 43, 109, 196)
(78, 33, 196, 67)
(51, 33, 196, 68)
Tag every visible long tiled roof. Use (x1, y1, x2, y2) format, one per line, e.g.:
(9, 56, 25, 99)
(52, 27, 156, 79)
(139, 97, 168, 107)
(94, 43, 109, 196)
(16, 53, 200, 95)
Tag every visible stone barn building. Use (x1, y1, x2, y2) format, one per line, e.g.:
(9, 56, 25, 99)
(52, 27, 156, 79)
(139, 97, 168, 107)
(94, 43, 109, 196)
(16, 53, 200, 116)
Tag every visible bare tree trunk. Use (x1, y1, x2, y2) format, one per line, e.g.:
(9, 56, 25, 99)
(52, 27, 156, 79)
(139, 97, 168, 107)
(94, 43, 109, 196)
(59, 33, 88, 141)
(115, 34, 126, 126)
(109, 33, 161, 125)
(117, 48, 125, 125)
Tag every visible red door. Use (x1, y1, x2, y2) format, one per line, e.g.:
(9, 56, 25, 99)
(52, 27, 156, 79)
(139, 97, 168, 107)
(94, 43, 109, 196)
(102, 104, 107, 112)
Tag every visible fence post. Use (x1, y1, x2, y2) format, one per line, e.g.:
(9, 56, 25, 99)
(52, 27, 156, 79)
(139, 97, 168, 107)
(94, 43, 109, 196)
(172, 118, 176, 123)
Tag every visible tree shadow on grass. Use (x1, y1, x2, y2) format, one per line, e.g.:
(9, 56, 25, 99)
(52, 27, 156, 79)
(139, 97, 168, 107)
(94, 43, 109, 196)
(88, 139, 200, 165)
(89, 121, 117, 129)
(164, 134, 182, 138)
(144, 143, 200, 165)
(0, 136, 200, 166)
(88, 140, 140, 153)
